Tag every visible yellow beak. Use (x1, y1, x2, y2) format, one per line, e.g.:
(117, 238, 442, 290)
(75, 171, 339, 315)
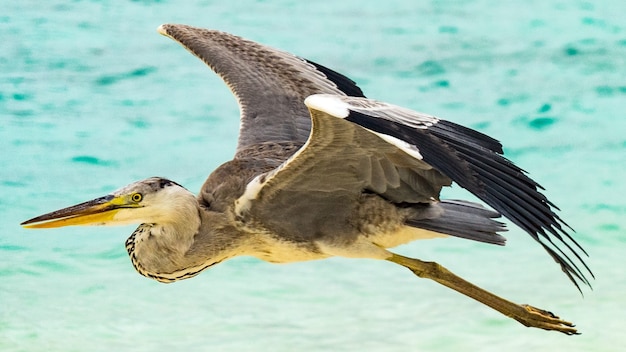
(21, 195, 131, 229)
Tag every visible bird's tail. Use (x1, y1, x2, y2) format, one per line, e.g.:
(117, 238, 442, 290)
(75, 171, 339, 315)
(406, 200, 507, 245)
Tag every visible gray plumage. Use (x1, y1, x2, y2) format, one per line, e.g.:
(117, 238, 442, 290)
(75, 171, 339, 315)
(159, 24, 363, 153)
(406, 200, 507, 246)
(20, 24, 592, 334)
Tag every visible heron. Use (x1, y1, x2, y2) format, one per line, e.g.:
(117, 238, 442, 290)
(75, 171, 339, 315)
(21, 24, 592, 334)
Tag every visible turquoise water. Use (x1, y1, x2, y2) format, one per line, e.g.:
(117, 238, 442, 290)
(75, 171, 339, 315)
(2, 1, 625, 351)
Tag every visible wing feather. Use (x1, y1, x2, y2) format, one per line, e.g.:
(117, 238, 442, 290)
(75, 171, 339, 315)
(158, 24, 365, 154)
(234, 101, 451, 240)
(305, 94, 592, 290)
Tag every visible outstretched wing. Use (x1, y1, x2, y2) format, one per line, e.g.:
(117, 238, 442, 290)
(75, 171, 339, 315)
(237, 94, 593, 291)
(234, 98, 452, 243)
(316, 95, 593, 290)
(157, 24, 365, 154)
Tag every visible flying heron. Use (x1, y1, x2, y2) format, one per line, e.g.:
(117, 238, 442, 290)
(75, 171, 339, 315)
(22, 24, 592, 334)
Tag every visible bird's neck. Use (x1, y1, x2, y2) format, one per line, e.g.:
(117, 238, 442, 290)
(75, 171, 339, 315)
(125, 196, 248, 283)
(125, 192, 203, 282)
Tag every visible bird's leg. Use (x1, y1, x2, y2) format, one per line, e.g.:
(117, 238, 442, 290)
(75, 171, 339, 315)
(387, 253, 578, 335)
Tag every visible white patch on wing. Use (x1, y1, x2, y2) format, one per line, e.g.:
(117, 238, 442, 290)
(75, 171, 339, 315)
(235, 120, 315, 218)
(368, 130, 423, 160)
(305, 94, 350, 118)
(307, 95, 441, 132)
(234, 173, 267, 216)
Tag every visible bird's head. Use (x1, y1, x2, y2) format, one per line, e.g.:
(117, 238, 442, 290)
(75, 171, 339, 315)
(21, 177, 195, 229)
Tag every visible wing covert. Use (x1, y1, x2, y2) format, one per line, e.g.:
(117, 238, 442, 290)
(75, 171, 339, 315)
(234, 97, 451, 239)
(158, 24, 364, 154)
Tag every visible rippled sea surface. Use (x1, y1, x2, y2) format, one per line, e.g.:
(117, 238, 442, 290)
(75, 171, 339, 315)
(2, 1, 625, 351)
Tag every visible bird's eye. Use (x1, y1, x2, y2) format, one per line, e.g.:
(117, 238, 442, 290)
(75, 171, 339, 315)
(131, 193, 143, 202)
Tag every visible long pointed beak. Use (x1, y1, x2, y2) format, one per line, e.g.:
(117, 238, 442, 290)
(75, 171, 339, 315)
(21, 195, 128, 229)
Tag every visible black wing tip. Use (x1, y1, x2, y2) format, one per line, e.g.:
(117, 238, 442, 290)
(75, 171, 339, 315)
(435, 120, 504, 154)
(538, 237, 594, 293)
(304, 59, 366, 98)
(341, 106, 593, 291)
(429, 120, 594, 291)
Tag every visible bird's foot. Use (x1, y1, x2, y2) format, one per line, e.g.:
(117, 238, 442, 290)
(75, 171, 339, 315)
(513, 304, 578, 335)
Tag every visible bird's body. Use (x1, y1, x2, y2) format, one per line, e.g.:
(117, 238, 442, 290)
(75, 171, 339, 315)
(22, 24, 592, 334)
(123, 152, 454, 282)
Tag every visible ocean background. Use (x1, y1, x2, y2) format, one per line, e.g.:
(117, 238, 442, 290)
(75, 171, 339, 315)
(2, 1, 625, 351)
